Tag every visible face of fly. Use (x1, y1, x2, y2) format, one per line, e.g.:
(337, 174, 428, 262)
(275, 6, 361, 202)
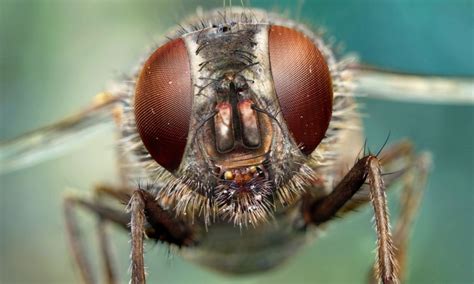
(132, 10, 337, 225)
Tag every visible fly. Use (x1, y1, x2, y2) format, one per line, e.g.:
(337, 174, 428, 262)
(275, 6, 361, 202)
(0, 5, 472, 284)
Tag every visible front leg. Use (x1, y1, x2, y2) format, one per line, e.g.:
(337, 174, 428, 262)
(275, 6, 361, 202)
(127, 189, 195, 284)
(64, 186, 195, 284)
(304, 155, 398, 284)
(128, 190, 146, 284)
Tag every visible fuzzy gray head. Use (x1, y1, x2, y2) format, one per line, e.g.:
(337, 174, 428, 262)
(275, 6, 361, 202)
(124, 9, 355, 226)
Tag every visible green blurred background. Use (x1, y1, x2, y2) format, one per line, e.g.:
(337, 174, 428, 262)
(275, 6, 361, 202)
(0, 0, 473, 283)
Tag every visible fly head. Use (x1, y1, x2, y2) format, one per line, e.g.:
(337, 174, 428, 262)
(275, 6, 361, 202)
(132, 11, 335, 226)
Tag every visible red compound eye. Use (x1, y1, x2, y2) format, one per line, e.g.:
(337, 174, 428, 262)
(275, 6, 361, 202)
(134, 38, 192, 172)
(268, 25, 333, 155)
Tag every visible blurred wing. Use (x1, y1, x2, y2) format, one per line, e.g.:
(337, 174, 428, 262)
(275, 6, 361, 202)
(351, 64, 474, 104)
(0, 94, 124, 174)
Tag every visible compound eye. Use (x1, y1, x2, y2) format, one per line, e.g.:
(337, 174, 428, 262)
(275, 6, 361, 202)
(134, 38, 192, 172)
(268, 25, 333, 155)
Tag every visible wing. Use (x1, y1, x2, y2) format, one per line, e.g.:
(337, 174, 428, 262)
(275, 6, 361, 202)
(351, 64, 474, 104)
(0, 93, 125, 174)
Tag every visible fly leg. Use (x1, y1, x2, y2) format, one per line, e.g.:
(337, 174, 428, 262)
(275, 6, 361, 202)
(366, 144, 431, 283)
(64, 186, 195, 284)
(303, 141, 430, 284)
(128, 188, 195, 284)
(304, 154, 398, 283)
(368, 152, 431, 283)
(128, 190, 146, 284)
(94, 185, 132, 284)
(64, 187, 130, 284)
(335, 140, 415, 215)
(304, 149, 412, 284)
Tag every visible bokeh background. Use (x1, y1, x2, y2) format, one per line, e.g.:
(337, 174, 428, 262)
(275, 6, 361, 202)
(1, 0, 473, 283)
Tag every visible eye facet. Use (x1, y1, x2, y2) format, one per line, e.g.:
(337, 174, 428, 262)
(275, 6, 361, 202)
(134, 38, 192, 172)
(268, 25, 333, 155)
